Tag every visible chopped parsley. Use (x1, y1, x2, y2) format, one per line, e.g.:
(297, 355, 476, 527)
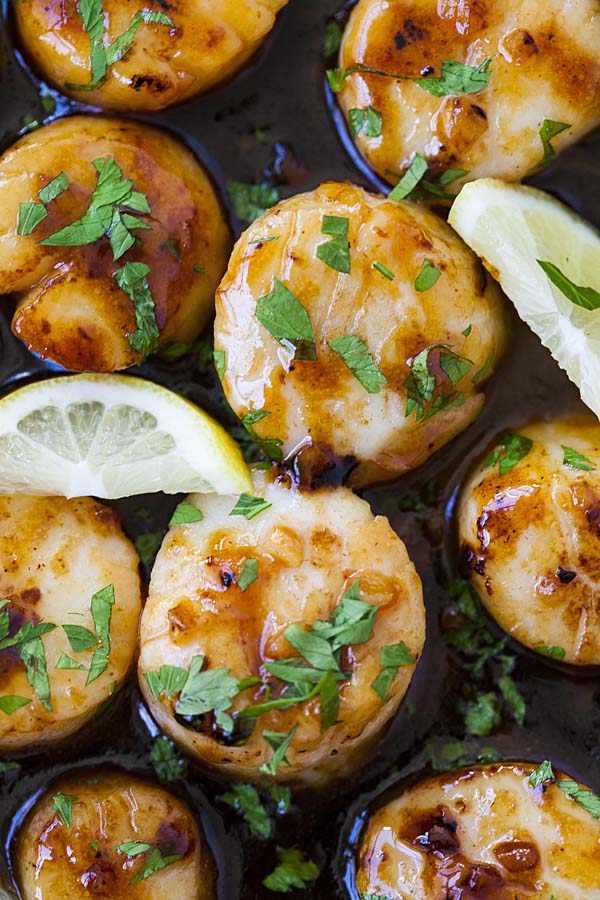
(17, 171, 69, 236)
(404, 343, 474, 421)
(0, 695, 31, 715)
(169, 501, 204, 526)
(262, 847, 319, 892)
(316, 215, 351, 274)
(150, 735, 187, 783)
(537, 260, 600, 311)
(227, 181, 280, 223)
(562, 445, 595, 471)
(327, 58, 492, 96)
(529, 760, 600, 821)
(255, 279, 316, 360)
(388, 154, 428, 201)
(116, 843, 183, 884)
(135, 531, 163, 566)
(536, 645, 566, 660)
(237, 558, 259, 591)
(388, 155, 467, 202)
(414, 259, 442, 292)
(241, 410, 284, 462)
(539, 119, 571, 167)
(372, 261, 395, 280)
(115, 261, 160, 359)
(348, 106, 382, 137)
(229, 493, 272, 520)
(213, 349, 226, 380)
(328, 335, 387, 394)
(370, 642, 415, 702)
(221, 784, 271, 837)
(323, 20, 343, 57)
(0, 603, 56, 711)
(67, 1, 174, 92)
(260, 725, 298, 775)
(52, 792, 77, 827)
(86, 584, 115, 685)
(483, 433, 532, 476)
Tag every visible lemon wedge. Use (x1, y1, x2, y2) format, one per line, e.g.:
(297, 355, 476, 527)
(0, 374, 251, 498)
(449, 179, 600, 418)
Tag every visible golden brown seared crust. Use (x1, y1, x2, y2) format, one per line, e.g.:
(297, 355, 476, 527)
(356, 763, 600, 899)
(338, 0, 600, 187)
(458, 416, 600, 666)
(15, 769, 215, 899)
(0, 116, 231, 372)
(15, 0, 288, 112)
(0, 495, 141, 750)
(215, 181, 507, 486)
(138, 472, 425, 786)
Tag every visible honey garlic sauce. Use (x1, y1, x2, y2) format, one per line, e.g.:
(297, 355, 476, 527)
(338, 0, 600, 186)
(0, 116, 231, 372)
(138, 471, 425, 785)
(357, 763, 600, 899)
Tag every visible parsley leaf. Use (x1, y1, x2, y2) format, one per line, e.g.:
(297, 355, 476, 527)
(311, 581, 377, 651)
(269, 785, 292, 814)
(229, 493, 272, 520)
(56, 653, 86, 671)
(175, 655, 240, 718)
(256, 279, 316, 361)
(348, 106, 382, 137)
(483, 433, 532, 476)
(404, 343, 473, 420)
(221, 784, 271, 837)
(328, 335, 387, 394)
(372, 261, 395, 280)
(316, 215, 351, 274)
(536, 645, 566, 660)
(261, 725, 299, 776)
(135, 531, 163, 566)
(17, 202, 47, 236)
(68, 1, 174, 91)
(537, 259, 600, 311)
(241, 410, 284, 462)
(464, 691, 500, 736)
(129, 846, 183, 884)
(86, 584, 115, 685)
(562, 445, 595, 471)
(143, 664, 188, 699)
(150, 736, 187, 783)
(238, 558, 259, 591)
(528, 761, 600, 821)
(115, 841, 154, 856)
(227, 182, 280, 223)
(213, 349, 226, 380)
(0, 695, 31, 715)
(19, 637, 54, 711)
(388, 154, 428, 201)
(284, 625, 340, 672)
(324, 20, 343, 57)
(529, 759, 555, 788)
(414, 58, 492, 96)
(263, 847, 319, 892)
(371, 642, 415, 702)
(38, 172, 69, 204)
(539, 119, 571, 166)
(169, 501, 204, 526)
(53, 792, 77, 827)
(115, 261, 160, 359)
(414, 259, 442, 292)
(328, 58, 491, 96)
(63, 624, 98, 653)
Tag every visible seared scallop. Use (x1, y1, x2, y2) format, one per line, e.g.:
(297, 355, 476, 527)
(138, 471, 425, 785)
(337, 0, 600, 188)
(0, 495, 141, 751)
(215, 181, 506, 486)
(15, 768, 215, 899)
(0, 116, 230, 372)
(15, 0, 288, 112)
(458, 416, 600, 666)
(356, 762, 600, 899)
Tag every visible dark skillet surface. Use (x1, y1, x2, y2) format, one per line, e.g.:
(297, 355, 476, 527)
(0, 1, 600, 897)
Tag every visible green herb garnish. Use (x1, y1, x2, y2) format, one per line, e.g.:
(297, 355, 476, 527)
(150, 735, 187, 783)
(370, 642, 415, 702)
(348, 106, 382, 137)
(539, 119, 571, 167)
(562, 445, 596, 471)
(483, 433, 532, 476)
(221, 784, 271, 837)
(229, 493, 272, 520)
(263, 847, 319, 892)
(316, 215, 351, 274)
(169, 501, 204, 526)
(238, 559, 259, 591)
(256, 279, 316, 361)
(328, 335, 387, 394)
(115, 261, 160, 359)
(414, 259, 442, 292)
(53, 792, 77, 827)
(537, 260, 600, 311)
(227, 182, 280, 223)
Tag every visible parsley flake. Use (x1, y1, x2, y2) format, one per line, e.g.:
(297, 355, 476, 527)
(255, 279, 317, 361)
(237, 558, 259, 591)
(328, 335, 387, 394)
(539, 119, 571, 166)
(263, 847, 319, 893)
(261, 725, 298, 775)
(17, 202, 48, 236)
(536, 645, 566, 660)
(371, 642, 415, 702)
(169, 501, 204, 526)
(53, 792, 77, 827)
(328, 58, 491, 97)
(229, 493, 272, 520)
(316, 215, 351, 274)
(150, 735, 187, 783)
(372, 261, 395, 280)
(227, 182, 280, 223)
(221, 784, 271, 837)
(414, 259, 442, 292)
(324, 20, 343, 57)
(537, 260, 600, 311)
(562, 445, 596, 471)
(348, 106, 382, 137)
(483, 433, 532, 476)
(388, 154, 428, 201)
(115, 261, 160, 359)
(0, 695, 31, 715)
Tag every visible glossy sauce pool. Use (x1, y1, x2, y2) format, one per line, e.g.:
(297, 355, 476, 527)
(1, 1, 600, 897)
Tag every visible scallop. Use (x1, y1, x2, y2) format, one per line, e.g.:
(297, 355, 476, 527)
(0, 495, 141, 751)
(15, 768, 215, 899)
(356, 762, 600, 899)
(337, 0, 600, 188)
(0, 115, 230, 372)
(138, 471, 425, 785)
(14, 0, 288, 112)
(215, 181, 506, 486)
(458, 416, 600, 666)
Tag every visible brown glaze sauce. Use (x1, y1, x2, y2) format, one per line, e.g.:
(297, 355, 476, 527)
(0, 1, 599, 898)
